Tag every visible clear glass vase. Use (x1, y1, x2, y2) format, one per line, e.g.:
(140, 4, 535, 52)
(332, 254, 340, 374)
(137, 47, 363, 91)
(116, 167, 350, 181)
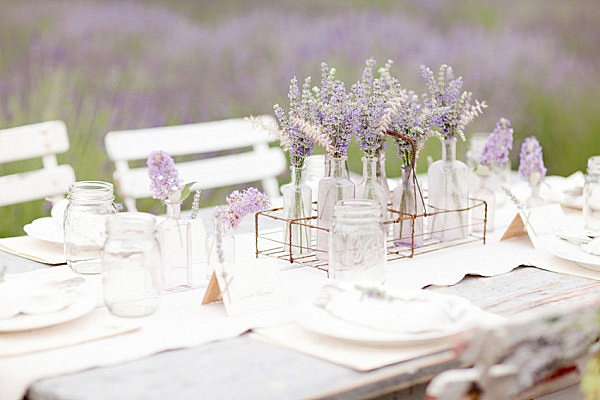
(428, 137, 469, 241)
(492, 161, 511, 207)
(103, 212, 161, 317)
(472, 174, 495, 233)
(317, 156, 355, 261)
(376, 148, 391, 201)
(357, 156, 388, 214)
(157, 200, 191, 292)
(206, 216, 235, 281)
(304, 155, 325, 203)
(525, 178, 545, 208)
(282, 166, 312, 255)
(392, 166, 424, 247)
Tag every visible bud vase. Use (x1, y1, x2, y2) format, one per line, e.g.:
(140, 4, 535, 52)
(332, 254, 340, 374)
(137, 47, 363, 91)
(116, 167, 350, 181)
(428, 137, 469, 241)
(357, 156, 388, 214)
(472, 174, 495, 233)
(376, 149, 391, 201)
(392, 166, 424, 247)
(206, 216, 235, 281)
(317, 156, 355, 261)
(282, 166, 312, 255)
(157, 200, 191, 291)
(526, 177, 544, 208)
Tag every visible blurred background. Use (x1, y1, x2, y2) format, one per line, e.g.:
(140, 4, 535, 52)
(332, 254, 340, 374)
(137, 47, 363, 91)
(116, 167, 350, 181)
(1, 0, 599, 236)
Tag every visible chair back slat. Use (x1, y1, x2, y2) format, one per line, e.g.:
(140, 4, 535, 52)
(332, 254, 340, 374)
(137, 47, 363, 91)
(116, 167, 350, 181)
(0, 121, 69, 163)
(104, 115, 285, 210)
(0, 165, 76, 206)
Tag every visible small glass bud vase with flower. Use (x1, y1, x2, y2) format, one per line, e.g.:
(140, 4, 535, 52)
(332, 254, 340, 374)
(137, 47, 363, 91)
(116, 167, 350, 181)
(379, 87, 439, 247)
(206, 188, 270, 280)
(518, 136, 547, 208)
(147, 151, 196, 292)
(421, 64, 487, 242)
(271, 76, 316, 255)
(472, 118, 514, 232)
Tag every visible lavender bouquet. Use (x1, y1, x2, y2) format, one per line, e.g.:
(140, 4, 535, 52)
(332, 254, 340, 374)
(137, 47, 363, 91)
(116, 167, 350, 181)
(147, 150, 196, 204)
(421, 64, 486, 141)
(518, 136, 547, 208)
(213, 187, 271, 230)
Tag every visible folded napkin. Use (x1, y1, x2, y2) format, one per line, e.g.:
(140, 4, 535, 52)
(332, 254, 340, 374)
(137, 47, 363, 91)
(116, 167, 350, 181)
(0, 308, 141, 357)
(0, 236, 65, 265)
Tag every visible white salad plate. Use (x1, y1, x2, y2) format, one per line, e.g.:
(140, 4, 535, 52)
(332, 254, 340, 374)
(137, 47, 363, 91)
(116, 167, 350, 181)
(294, 286, 484, 346)
(0, 290, 95, 332)
(23, 217, 64, 245)
(546, 235, 600, 272)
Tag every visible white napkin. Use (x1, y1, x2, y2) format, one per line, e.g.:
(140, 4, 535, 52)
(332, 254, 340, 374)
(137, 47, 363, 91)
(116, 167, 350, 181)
(0, 236, 65, 265)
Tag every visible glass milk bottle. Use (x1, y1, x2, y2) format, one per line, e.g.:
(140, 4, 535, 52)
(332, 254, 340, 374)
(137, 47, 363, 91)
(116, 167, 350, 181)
(103, 213, 161, 317)
(157, 200, 192, 291)
(64, 181, 117, 274)
(282, 165, 312, 255)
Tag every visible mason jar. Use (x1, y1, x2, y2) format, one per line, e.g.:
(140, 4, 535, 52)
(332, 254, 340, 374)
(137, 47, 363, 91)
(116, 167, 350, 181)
(64, 181, 117, 274)
(584, 156, 600, 234)
(329, 199, 386, 285)
(103, 212, 161, 317)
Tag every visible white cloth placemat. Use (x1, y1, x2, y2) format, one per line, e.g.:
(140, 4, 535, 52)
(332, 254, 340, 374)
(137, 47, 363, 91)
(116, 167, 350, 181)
(0, 236, 65, 265)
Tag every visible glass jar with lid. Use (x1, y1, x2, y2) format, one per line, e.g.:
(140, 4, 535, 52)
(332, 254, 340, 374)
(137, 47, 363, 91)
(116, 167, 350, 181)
(102, 212, 161, 317)
(64, 181, 117, 274)
(584, 156, 600, 234)
(329, 199, 386, 285)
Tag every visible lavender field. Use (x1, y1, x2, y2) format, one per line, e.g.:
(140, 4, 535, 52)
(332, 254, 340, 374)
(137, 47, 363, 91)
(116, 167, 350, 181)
(1, 0, 599, 236)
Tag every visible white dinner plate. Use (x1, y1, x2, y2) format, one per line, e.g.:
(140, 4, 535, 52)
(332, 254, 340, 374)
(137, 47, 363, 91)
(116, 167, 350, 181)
(0, 290, 95, 332)
(294, 287, 483, 346)
(23, 217, 64, 245)
(545, 235, 600, 272)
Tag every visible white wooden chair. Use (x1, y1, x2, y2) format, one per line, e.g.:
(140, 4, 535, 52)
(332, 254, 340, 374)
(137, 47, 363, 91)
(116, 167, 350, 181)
(426, 298, 600, 400)
(0, 121, 76, 206)
(104, 115, 286, 211)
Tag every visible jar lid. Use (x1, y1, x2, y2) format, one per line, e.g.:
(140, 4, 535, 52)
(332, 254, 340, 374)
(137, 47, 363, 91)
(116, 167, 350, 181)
(334, 199, 382, 220)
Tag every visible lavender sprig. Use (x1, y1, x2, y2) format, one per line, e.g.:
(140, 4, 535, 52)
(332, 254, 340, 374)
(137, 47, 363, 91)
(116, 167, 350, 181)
(477, 117, 514, 176)
(421, 64, 487, 141)
(518, 136, 547, 185)
(213, 187, 271, 230)
(147, 150, 183, 201)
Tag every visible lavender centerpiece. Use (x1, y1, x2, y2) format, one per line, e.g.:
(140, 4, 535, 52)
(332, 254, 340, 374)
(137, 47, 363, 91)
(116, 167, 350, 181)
(422, 64, 487, 242)
(207, 187, 270, 280)
(147, 150, 196, 292)
(518, 136, 547, 208)
(472, 118, 514, 231)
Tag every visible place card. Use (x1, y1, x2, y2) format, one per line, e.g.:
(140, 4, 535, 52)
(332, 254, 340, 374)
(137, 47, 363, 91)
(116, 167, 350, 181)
(202, 258, 289, 317)
(501, 204, 565, 249)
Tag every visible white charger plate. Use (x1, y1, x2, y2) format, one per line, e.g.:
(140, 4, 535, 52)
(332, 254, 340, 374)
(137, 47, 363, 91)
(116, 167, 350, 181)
(546, 235, 600, 272)
(294, 289, 482, 346)
(0, 290, 95, 332)
(23, 217, 64, 245)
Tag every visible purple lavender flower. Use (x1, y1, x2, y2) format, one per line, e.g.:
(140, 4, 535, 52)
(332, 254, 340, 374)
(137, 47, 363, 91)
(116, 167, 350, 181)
(147, 150, 182, 201)
(518, 136, 547, 183)
(213, 187, 271, 229)
(479, 118, 514, 167)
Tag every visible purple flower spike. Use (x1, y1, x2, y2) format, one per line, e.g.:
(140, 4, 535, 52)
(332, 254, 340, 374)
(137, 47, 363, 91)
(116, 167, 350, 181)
(479, 118, 514, 167)
(518, 136, 547, 182)
(213, 187, 271, 229)
(147, 150, 182, 201)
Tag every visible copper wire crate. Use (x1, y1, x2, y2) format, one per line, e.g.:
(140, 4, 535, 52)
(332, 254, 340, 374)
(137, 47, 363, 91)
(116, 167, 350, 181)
(255, 197, 487, 271)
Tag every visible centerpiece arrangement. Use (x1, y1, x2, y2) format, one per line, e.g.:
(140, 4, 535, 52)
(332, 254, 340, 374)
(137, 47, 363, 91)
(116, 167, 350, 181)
(256, 58, 493, 267)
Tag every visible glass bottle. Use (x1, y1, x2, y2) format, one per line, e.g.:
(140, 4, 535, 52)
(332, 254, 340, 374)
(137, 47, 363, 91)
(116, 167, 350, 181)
(376, 148, 391, 201)
(282, 165, 312, 255)
(329, 199, 385, 285)
(64, 181, 117, 274)
(316, 156, 355, 261)
(392, 166, 424, 247)
(584, 156, 600, 234)
(157, 200, 191, 291)
(428, 137, 469, 241)
(304, 155, 325, 203)
(206, 216, 235, 281)
(525, 173, 545, 208)
(472, 174, 495, 233)
(103, 212, 161, 317)
(492, 161, 511, 206)
(356, 156, 388, 214)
